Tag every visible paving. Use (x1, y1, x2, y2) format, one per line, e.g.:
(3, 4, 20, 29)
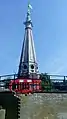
(0, 91, 67, 119)
(19, 93, 67, 119)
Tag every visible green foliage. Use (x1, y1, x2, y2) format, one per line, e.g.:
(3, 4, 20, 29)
(40, 73, 52, 91)
(41, 81, 45, 90)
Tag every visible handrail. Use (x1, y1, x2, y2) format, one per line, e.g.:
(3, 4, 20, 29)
(0, 73, 67, 77)
(0, 73, 67, 81)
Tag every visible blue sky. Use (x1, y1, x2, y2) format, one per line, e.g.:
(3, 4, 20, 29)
(0, 0, 67, 76)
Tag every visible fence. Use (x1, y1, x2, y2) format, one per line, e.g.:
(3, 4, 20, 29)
(0, 73, 67, 93)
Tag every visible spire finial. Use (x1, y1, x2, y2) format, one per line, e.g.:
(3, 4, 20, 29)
(28, 1, 32, 13)
(26, 2, 32, 22)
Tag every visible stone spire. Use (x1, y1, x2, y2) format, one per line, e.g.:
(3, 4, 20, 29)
(18, 3, 38, 78)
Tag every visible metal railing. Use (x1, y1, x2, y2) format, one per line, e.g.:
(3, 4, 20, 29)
(0, 73, 67, 93)
(0, 73, 67, 80)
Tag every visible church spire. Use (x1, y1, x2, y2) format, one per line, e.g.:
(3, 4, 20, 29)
(18, 3, 38, 78)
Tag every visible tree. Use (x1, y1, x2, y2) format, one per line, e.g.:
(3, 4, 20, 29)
(40, 73, 52, 91)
